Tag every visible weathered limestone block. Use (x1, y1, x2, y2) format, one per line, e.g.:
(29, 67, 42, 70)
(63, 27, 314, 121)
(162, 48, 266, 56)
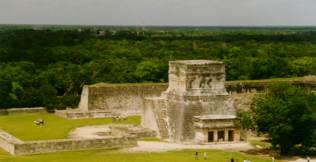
(166, 60, 226, 96)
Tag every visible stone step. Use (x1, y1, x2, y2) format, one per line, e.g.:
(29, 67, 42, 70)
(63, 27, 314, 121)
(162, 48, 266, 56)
(154, 101, 169, 139)
(156, 118, 169, 138)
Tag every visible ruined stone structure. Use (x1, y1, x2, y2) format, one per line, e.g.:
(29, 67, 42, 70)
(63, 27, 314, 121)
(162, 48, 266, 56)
(54, 74, 316, 120)
(142, 60, 239, 143)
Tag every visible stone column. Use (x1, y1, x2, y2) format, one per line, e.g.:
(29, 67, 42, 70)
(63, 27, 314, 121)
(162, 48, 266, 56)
(214, 130, 218, 142)
(224, 129, 229, 141)
(203, 130, 208, 143)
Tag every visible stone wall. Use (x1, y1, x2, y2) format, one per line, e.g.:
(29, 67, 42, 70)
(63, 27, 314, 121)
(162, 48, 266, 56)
(162, 94, 236, 142)
(78, 78, 316, 115)
(227, 79, 316, 110)
(225, 79, 316, 93)
(0, 129, 23, 155)
(14, 136, 137, 155)
(0, 129, 137, 155)
(55, 109, 112, 119)
(231, 93, 257, 110)
(0, 107, 46, 116)
(78, 83, 167, 115)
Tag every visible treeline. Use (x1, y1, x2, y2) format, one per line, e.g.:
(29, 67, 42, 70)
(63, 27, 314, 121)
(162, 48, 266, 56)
(0, 28, 316, 109)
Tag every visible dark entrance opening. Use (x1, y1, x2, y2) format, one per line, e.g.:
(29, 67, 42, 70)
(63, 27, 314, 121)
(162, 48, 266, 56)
(228, 130, 234, 141)
(208, 131, 214, 142)
(217, 130, 225, 141)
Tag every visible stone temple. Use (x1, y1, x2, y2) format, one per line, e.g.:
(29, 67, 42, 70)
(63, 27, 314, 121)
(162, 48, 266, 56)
(142, 60, 240, 143)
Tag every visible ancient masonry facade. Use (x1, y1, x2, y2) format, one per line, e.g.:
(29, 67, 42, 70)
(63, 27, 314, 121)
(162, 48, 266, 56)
(142, 60, 240, 143)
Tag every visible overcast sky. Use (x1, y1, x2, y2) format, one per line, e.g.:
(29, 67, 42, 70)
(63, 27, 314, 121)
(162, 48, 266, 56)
(0, 0, 316, 26)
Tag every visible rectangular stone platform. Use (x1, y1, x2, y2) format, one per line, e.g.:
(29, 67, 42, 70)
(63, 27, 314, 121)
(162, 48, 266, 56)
(0, 129, 137, 155)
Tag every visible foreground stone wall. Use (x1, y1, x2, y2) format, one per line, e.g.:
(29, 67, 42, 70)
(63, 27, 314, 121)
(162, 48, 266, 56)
(14, 136, 137, 155)
(0, 129, 137, 155)
(0, 130, 23, 155)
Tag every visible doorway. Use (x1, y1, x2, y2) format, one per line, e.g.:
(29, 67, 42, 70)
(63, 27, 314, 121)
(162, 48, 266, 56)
(228, 130, 234, 141)
(208, 131, 214, 142)
(217, 130, 224, 141)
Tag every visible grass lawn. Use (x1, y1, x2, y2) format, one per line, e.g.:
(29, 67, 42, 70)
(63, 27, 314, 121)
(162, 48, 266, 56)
(0, 113, 140, 141)
(0, 148, 277, 162)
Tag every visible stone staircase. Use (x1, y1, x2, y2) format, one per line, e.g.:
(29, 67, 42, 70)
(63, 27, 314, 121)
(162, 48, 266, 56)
(154, 100, 169, 139)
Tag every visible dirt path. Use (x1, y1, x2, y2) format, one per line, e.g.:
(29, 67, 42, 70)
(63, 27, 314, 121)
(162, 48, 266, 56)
(122, 141, 315, 162)
(281, 157, 315, 162)
(122, 141, 254, 153)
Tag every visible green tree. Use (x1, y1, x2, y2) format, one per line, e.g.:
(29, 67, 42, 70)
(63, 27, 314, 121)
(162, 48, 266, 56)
(249, 83, 316, 154)
(134, 59, 166, 82)
(291, 57, 316, 76)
